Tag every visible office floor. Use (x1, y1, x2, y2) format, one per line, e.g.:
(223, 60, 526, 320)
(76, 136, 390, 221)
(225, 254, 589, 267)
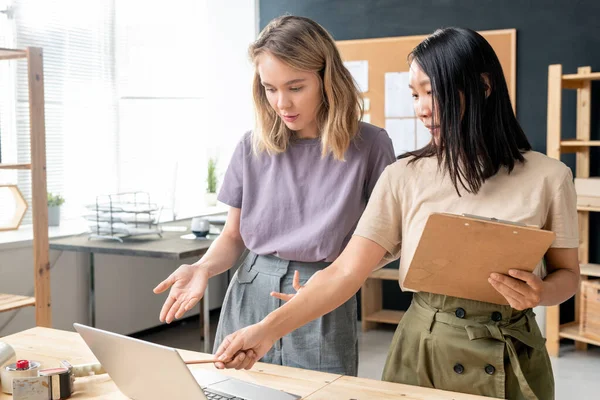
(136, 312, 600, 400)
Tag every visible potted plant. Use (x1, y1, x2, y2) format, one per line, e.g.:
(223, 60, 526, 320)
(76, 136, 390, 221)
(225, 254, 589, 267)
(205, 157, 218, 207)
(47, 192, 65, 227)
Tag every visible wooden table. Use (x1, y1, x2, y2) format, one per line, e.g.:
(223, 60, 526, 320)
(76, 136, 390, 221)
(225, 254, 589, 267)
(0, 328, 494, 399)
(49, 218, 218, 352)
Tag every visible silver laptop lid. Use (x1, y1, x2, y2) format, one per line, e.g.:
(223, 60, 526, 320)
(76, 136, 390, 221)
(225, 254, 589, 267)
(74, 323, 206, 400)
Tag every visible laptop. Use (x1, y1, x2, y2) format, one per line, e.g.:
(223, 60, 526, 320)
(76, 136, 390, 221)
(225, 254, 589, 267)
(74, 323, 301, 400)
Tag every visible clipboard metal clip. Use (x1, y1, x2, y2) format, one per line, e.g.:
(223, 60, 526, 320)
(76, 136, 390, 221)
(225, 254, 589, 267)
(461, 213, 527, 227)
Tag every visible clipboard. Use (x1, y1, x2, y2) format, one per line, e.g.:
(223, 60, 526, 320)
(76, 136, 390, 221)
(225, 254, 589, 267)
(403, 213, 556, 305)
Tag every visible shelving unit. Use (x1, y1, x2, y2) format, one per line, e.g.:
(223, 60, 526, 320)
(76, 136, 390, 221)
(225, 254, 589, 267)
(0, 47, 51, 326)
(546, 64, 600, 356)
(361, 268, 405, 332)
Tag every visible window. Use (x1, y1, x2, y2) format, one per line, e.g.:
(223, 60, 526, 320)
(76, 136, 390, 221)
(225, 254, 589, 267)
(115, 0, 256, 219)
(115, 0, 206, 220)
(2, 0, 117, 223)
(0, 0, 257, 225)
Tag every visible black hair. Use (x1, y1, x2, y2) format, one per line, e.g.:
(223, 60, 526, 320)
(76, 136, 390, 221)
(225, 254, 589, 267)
(406, 27, 531, 195)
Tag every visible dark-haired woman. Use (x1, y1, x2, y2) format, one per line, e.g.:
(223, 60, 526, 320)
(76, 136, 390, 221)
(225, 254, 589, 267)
(213, 27, 579, 400)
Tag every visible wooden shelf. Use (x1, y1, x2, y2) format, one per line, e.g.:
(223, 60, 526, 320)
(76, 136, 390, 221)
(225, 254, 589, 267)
(562, 73, 600, 89)
(580, 264, 600, 278)
(0, 294, 35, 313)
(0, 163, 32, 170)
(546, 64, 599, 357)
(368, 269, 398, 281)
(363, 310, 405, 324)
(577, 205, 600, 212)
(0, 47, 51, 327)
(560, 140, 600, 147)
(362, 269, 402, 332)
(559, 322, 600, 346)
(563, 72, 600, 81)
(0, 48, 27, 61)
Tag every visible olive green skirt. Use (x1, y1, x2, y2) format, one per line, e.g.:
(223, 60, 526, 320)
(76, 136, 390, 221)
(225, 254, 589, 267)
(382, 292, 554, 400)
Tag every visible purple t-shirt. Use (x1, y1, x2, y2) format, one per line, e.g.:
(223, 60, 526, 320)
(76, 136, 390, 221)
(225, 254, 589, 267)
(218, 122, 395, 262)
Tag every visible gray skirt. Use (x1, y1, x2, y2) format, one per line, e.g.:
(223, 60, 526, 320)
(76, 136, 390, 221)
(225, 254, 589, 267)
(213, 251, 358, 376)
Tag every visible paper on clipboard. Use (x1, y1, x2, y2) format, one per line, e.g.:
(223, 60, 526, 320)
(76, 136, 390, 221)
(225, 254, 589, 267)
(403, 213, 556, 305)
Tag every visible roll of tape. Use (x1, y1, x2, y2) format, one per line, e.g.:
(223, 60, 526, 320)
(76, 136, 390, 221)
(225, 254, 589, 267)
(0, 343, 16, 392)
(0, 342, 16, 369)
(1, 360, 41, 394)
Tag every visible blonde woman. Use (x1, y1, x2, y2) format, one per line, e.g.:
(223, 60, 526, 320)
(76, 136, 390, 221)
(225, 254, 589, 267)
(153, 15, 395, 375)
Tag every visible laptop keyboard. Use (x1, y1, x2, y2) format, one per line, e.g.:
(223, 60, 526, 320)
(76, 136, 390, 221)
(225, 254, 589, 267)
(203, 388, 247, 400)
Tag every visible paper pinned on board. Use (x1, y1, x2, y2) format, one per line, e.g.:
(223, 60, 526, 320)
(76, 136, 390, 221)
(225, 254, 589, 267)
(344, 60, 369, 93)
(385, 118, 416, 156)
(385, 72, 414, 118)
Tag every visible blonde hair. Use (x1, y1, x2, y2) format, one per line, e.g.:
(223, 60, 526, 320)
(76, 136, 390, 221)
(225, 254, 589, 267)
(249, 15, 362, 161)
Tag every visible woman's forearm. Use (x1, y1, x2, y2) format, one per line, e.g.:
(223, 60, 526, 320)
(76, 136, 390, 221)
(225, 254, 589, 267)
(541, 268, 580, 306)
(194, 231, 247, 278)
(540, 247, 580, 306)
(193, 207, 247, 278)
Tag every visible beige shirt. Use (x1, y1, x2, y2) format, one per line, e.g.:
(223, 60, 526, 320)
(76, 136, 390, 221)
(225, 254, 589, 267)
(354, 151, 579, 290)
